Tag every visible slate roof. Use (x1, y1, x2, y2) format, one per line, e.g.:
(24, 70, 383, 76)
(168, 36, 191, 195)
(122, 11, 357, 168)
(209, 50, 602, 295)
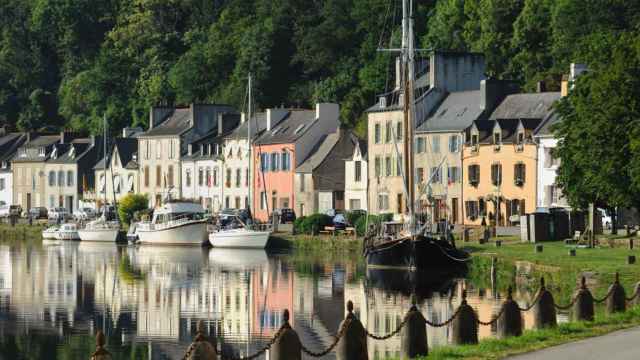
(365, 73, 431, 113)
(24, 135, 60, 147)
(142, 108, 192, 137)
(11, 134, 61, 162)
(254, 110, 317, 145)
(470, 118, 542, 144)
(416, 90, 483, 132)
(296, 133, 338, 173)
(0, 133, 26, 161)
(534, 112, 561, 137)
(489, 92, 560, 120)
(225, 112, 270, 141)
(47, 142, 93, 164)
(93, 138, 138, 170)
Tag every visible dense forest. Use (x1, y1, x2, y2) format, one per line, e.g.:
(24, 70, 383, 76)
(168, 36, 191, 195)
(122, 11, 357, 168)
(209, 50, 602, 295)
(0, 0, 638, 136)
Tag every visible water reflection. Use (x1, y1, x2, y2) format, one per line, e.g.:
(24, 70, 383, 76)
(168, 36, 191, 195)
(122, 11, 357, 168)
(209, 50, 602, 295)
(0, 241, 561, 359)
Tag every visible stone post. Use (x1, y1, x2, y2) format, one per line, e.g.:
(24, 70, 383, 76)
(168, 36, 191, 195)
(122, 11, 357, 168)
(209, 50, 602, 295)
(90, 331, 112, 360)
(533, 277, 557, 329)
(400, 302, 428, 359)
(270, 310, 301, 360)
(631, 282, 640, 306)
(451, 290, 478, 345)
(573, 277, 594, 321)
(336, 301, 368, 360)
(605, 273, 626, 315)
(497, 287, 523, 338)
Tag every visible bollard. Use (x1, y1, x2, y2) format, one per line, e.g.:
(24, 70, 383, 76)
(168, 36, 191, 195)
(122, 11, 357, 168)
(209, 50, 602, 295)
(451, 290, 478, 345)
(90, 331, 112, 360)
(270, 310, 301, 360)
(336, 301, 368, 360)
(568, 249, 576, 257)
(630, 238, 634, 250)
(495, 240, 502, 247)
(573, 277, 595, 321)
(400, 302, 428, 359)
(185, 321, 217, 360)
(605, 273, 626, 314)
(535, 244, 543, 253)
(533, 277, 557, 329)
(628, 255, 636, 265)
(497, 287, 523, 338)
(631, 282, 640, 306)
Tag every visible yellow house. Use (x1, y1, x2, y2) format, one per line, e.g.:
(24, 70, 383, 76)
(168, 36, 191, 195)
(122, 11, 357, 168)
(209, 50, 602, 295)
(462, 118, 541, 226)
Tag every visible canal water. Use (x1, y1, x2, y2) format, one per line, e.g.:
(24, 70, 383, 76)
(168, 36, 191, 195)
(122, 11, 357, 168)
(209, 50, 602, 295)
(0, 240, 565, 359)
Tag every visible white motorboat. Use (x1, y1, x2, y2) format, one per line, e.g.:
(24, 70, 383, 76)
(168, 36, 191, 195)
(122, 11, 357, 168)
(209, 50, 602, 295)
(136, 202, 208, 246)
(42, 226, 59, 239)
(209, 225, 270, 248)
(78, 217, 120, 242)
(55, 223, 80, 240)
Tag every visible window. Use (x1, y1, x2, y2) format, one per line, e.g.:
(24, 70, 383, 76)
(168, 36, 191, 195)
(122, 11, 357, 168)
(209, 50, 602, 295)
(235, 197, 241, 209)
(186, 169, 192, 187)
(468, 164, 480, 186)
(374, 157, 381, 177)
(374, 123, 381, 144)
(128, 174, 134, 192)
(396, 122, 403, 140)
(281, 151, 290, 171)
(429, 136, 439, 153)
(517, 132, 524, 144)
(225, 196, 230, 209)
(416, 168, 424, 183)
(354, 161, 362, 182)
(378, 194, 389, 210)
(261, 153, 269, 172)
(169, 140, 174, 159)
(270, 153, 279, 171)
(396, 155, 403, 176)
(385, 156, 392, 177)
(67, 171, 74, 187)
(205, 168, 211, 187)
(349, 199, 361, 210)
(57, 171, 64, 187)
(38, 147, 45, 157)
(156, 140, 161, 159)
(430, 167, 441, 183)
(479, 199, 486, 217)
(156, 165, 162, 186)
(447, 166, 460, 184)
(300, 174, 305, 191)
(167, 165, 174, 187)
(214, 168, 219, 187)
(0, 161, 6, 169)
(49, 171, 56, 186)
(514, 163, 526, 186)
(465, 201, 479, 220)
(471, 134, 479, 147)
(491, 163, 502, 186)
(198, 167, 204, 186)
(260, 191, 266, 210)
(449, 135, 460, 153)
(226, 169, 232, 188)
(416, 137, 426, 153)
(144, 166, 150, 187)
(235, 169, 241, 187)
(385, 121, 392, 143)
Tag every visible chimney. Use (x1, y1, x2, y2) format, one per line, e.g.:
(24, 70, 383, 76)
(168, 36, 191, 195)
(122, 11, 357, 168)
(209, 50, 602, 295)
(266, 109, 273, 131)
(561, 74, 569, 97)
(536, 81, 546, 93)
(60, 131, 66, 144)
(241, 112, 246, 123)
(315, 103, 340, 121)
(188, 144, 193, 156)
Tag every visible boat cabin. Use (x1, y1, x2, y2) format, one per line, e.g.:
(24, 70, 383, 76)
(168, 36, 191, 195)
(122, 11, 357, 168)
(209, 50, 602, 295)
(151, 202, 205, 224)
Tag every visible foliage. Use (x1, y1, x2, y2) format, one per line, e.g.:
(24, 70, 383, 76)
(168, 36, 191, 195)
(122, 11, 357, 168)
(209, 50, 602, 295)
(293, 216, 306, 234)
(345, 210, 366, 227)
(118, 193, 149, 225)
(354, 214, 390, 236)
(297, 214, 333, 235)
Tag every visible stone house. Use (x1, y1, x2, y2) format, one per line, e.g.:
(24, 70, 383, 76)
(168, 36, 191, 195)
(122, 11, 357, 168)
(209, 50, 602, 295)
(93, 135, 140, 204)
(367, 52, 486, 217)
(137, 104, 236, 208)
(344, 138, 368, 211)
(252, 104, 340, 221)
(0, 131, 28, 206)
(294, 129, 361, 216)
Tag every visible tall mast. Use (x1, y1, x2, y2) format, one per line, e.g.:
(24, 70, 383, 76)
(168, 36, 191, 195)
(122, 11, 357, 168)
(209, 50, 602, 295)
(247, 74, 252, 212)
(402, 0, 415, 223)
(103, 114, 107, 215)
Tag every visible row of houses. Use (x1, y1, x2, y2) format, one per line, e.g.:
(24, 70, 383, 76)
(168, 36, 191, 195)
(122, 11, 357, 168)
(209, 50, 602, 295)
(0, 52, 581, 225)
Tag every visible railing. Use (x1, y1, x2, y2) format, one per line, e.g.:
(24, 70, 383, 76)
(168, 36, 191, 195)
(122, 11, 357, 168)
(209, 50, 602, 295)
(90, 273, 640, 360)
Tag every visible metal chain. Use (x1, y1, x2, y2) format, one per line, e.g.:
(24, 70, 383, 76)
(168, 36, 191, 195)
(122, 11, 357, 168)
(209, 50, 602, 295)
(424, 304, 464, 328)
(365, 312, 410, 340)
(625, 289, 639, 302)
(301, 317, 352, 357)
(593, 285, 616, 304)
(515, 289, 542, 312)
(554, 294, 580, 310)
(222, 324, 287, 360)
(181, 342, 197, 360)
(476, 303, 507, 326)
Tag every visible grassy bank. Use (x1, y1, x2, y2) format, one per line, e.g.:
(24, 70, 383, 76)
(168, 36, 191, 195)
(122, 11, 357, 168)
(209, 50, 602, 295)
(269, 232, 363, 252)
(415, 305, 640, 360)
(0, 223, 45, 244)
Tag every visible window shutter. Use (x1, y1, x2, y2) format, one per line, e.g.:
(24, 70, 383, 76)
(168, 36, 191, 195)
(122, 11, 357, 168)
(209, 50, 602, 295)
(520, 199, 526, 216)
(506, 199, 512, 222)
(521, 164, 526, 183)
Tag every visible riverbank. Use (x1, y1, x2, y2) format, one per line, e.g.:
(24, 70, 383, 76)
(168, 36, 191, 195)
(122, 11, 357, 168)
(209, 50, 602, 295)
(268, 232, 363, 252)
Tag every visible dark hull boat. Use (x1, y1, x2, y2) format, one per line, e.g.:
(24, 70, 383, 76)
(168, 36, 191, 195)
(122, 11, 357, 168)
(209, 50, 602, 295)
(364, 234, 470, 271)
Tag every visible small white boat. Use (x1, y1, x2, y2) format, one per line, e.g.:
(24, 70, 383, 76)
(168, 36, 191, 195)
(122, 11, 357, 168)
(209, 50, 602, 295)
(78, 217, 120, 242)
(136, 202, 208, 246)
(42, 226, 59, 239)
(208, 218, 270, 248)
(55, 223, 80, 241)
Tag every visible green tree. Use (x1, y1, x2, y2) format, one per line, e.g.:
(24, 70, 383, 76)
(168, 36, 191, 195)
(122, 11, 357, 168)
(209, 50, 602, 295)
(118, 193, 149, 225)
(423, 0, 468, 51)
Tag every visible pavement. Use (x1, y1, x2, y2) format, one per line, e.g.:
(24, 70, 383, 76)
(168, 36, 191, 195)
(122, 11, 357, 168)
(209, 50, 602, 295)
(507, 326, 640, 360)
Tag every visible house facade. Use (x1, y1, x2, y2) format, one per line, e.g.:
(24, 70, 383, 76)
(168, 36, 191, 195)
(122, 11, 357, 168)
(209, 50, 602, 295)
(94, 136, 139, 205)
(294, 129, 360, 216)
(0, 131, 27, 206)
(252, 105, 340, 221)
(367, 52, 486, 217)
(462, 92, 560, 226)
(138, 104, 236, 208)
(344, 139, 368, 211)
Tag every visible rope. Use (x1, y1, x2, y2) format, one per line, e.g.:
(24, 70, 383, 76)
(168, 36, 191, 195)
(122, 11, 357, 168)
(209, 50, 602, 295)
(301, 317, 351, 357)
(433, 240, 472, 263)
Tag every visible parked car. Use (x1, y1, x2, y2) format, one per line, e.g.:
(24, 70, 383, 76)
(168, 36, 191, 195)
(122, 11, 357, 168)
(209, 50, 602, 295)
(277, 208, 296, 223)
(5, 205, 22, 218)
(48, 207, 70, 221)
(74, 207, 97, 221)
(333, 213, 348, 230)
(0, 205, 10, 218)
(28, 207, 48, 219)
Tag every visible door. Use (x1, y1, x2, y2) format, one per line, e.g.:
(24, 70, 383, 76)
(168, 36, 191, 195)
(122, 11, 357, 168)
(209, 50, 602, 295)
(397, 194, 403, 214)
(451, 198, 459, 224)
(26, 193, 31, 211)
(66, 196, 74, 213)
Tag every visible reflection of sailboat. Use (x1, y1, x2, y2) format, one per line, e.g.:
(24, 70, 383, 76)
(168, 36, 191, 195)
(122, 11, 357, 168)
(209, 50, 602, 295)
(208, 248, 268, 270)
(366, 267, 461, 300)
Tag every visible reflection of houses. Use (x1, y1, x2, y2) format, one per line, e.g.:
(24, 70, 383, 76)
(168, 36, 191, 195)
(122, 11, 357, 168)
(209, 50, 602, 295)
(252, 264, 294, 336)
(0, 246, 11, 296)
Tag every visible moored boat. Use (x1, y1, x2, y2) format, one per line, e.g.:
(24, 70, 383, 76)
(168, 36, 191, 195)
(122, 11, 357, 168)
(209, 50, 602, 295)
(42, 225, 59, 239)
(136, 202, 208, 246)
(209, 226, 270, 248)
(55, 223, 80, 241)
(78, 218, 120, 242)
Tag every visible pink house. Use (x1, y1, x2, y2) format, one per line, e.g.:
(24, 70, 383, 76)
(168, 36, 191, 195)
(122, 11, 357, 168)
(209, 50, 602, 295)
(252, 104, 340, 221)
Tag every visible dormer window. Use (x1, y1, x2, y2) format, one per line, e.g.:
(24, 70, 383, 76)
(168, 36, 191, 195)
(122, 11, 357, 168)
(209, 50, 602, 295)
(19, 148, 27, 157)
(493, 131, 501, 151)
(51, 147, 58, 159)
(516, 132, 525, 151)
(38, 147, 45, 157)
(69, 146, 75, 159)
(1, 161, 7, 169)
(379, 96, 387, 108)
(132, 153, 138, 162)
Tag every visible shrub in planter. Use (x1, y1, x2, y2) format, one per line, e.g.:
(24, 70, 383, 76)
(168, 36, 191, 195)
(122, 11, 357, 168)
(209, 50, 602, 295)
(300, 214, 333, 234)
(118, 194, 149, 225)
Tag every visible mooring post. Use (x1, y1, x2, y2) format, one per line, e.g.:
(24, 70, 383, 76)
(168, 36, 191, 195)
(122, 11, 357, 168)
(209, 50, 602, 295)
(632, 282, 640, 306)
(535, 244, 543, 253)
(90, 331, 112, 360)
(400, 299, 428, 359)
(451, 290, 479, 345)
(533, 277, 557, 329)
(336, 301, 368, 360)
(573, 277, 595, 321)
(606, 272, 626, 315)
(497, 286, 523, 338)
(270, 309, 301, 360)
(184, 320, 217, 360)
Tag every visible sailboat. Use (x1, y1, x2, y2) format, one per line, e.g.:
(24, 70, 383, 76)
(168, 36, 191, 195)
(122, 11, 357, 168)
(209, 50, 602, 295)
(363, 0, 469, 271)
(78, 115, 121, 242)
(209, 74, 271, 249)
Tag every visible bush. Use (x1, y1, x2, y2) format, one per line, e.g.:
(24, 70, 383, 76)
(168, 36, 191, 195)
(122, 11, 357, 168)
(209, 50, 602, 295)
(293, 216, 307, 234)
(118, 194, 149, 225)
(299, 214, 333, 234)
(345, 210, 366, 226)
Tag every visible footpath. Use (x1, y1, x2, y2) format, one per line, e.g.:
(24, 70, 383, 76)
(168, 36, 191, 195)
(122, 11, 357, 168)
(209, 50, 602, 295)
(508, 326, 640, 360)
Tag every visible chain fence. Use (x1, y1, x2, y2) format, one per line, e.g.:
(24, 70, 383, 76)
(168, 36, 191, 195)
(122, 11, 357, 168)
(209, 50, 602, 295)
(301, 318, 351, 357)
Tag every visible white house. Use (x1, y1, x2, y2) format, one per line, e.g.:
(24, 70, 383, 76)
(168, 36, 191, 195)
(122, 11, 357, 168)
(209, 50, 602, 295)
(344, 139, 368, 211)
(0, 132, 27, 206)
